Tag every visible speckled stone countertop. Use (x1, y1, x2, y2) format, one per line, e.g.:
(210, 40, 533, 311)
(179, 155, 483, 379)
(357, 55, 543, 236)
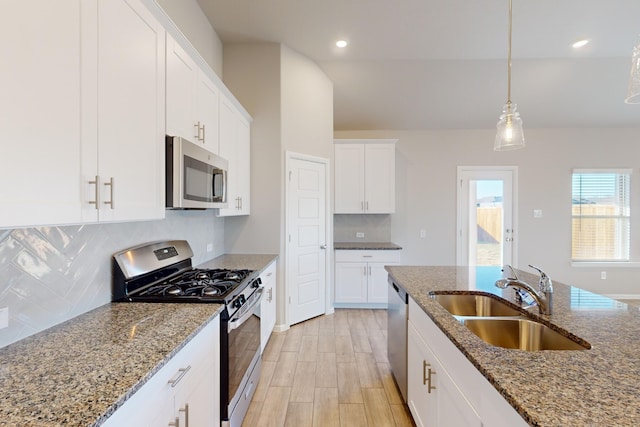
(0, 253, 277, 427)
(386, 265, 640, 427)
(334, 242, 402, 250)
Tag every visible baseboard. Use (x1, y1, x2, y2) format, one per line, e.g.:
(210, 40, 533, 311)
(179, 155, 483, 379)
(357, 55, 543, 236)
(273, 323, 289, 333)
(333, 302, 388, 309)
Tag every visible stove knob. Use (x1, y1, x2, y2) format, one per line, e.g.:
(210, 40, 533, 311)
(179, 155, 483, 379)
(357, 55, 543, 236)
(252, 278, 262, 288)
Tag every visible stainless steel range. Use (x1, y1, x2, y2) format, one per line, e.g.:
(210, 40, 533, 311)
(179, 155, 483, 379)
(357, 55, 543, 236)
(112, 240, 263, 427)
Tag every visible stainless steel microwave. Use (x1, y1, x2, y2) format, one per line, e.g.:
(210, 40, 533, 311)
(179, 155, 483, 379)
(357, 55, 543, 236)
(166, 136, 228, 209)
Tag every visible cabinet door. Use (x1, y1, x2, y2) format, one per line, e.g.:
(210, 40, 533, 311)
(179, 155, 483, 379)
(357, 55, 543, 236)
(364, 143, 395, 213)
(166, 35, 198, 141)
(408, 321, 482, 427)
(0, 0, 83, 227)
(259, 262, 277, 353)
(196, 73, 220, 154)
(175, 318, 220, 427)
(408, 321, 432, 427)
(368, 263, 392, 304)
(218, 96, 245, 216)
(334, 144, 365, 213)
(335, 262, 368, 303)
(92, 0, 165, 223)
(236, 116, 251, 215)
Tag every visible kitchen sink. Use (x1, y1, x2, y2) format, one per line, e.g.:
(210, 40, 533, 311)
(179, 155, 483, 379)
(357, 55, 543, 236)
(460, 318, 591, 351)
(431, 293, 523, 317)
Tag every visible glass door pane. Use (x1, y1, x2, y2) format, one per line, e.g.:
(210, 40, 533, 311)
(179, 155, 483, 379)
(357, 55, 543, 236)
(472, 180, 504, 266)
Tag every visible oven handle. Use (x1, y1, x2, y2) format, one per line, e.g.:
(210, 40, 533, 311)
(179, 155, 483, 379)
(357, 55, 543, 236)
(228, 287, 264, 333)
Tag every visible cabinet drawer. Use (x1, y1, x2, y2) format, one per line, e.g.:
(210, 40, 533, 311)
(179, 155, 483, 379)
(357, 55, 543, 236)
(335, 250, 401, 263)
(260, 260, 276, 286)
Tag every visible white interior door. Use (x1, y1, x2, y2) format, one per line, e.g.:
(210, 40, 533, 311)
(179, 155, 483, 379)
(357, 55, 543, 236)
(457, 167, 517, 267)
(287, 155, 328, 325)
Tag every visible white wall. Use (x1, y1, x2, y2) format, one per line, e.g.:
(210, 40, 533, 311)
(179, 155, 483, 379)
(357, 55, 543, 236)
(222, 43, 282, 255)
(222, 43, 334, 327)
(155, 0, 223, 76)
(334, 127, 640, 297)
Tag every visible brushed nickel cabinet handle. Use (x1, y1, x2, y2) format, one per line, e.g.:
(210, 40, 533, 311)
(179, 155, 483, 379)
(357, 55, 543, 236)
(168, 417, 179, 427)
(168, 365, 191, 388)
(194, 122, 200, 140)
(179, 403, 189, 427)
(103, 177, 114, 209)
(88, 176, 99, 209)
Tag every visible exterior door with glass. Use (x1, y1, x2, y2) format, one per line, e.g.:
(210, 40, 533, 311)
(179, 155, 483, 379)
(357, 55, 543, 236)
(457, 167, 517, 267)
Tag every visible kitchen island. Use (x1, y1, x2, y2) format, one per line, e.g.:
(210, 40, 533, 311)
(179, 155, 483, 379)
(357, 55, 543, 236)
(387, 265, 640, 426)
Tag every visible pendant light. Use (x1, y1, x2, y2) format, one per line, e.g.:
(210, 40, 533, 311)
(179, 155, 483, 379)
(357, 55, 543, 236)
(494, 0, 525, 151)
(625, 41, 640, 104)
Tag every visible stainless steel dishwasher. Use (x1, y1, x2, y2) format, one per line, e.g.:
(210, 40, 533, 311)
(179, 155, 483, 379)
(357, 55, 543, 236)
(388, 277, 408, 402)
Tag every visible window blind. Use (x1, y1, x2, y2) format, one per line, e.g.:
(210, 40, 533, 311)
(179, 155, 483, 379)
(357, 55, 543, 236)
(571, 170, 631, 261)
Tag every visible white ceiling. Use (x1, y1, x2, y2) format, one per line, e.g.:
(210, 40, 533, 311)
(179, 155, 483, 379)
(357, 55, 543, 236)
(198, 0, 640, 130)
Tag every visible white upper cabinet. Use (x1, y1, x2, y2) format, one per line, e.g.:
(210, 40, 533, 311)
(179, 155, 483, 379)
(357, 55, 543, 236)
(218, 95, 251, 216)
(82, 0, 165, 223)
(0, 0, 165, 229)
(166, 35, 220, 154)
(334, 139, 396, 214)
(0, 1, 84, 227)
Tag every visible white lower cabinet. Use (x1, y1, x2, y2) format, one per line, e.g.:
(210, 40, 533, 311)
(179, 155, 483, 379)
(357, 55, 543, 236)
(102, 317, 220, 427)
(408, 321, 481, 427)
(408, 298, 528, 427)
(259, 260, 277, 353)
(334, 250, 401, 307)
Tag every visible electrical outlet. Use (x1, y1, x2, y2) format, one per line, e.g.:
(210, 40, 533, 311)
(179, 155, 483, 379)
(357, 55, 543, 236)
(0, 307, 8, 330)
(206, 243, 213, 252)
(420, 229, 426, 238)
(601, 271, 607, 280)
(356, 232, 365, 239)
(533, 209, 543, 218)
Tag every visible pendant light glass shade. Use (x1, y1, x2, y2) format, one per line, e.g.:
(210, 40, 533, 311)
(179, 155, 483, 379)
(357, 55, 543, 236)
(495, 102, 525, 150)
(494, 0, 525, 151)
(625, 43, 640, 104)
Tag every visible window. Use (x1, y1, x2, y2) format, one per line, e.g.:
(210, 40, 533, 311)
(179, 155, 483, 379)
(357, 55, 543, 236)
(571, 169, 631, 261)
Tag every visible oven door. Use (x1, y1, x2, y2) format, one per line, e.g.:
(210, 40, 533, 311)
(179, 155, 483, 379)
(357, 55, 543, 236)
(225, 287, 263, 425)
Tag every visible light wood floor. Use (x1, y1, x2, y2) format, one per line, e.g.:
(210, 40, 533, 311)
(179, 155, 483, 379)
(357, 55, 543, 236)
(242, 309, 416, 427)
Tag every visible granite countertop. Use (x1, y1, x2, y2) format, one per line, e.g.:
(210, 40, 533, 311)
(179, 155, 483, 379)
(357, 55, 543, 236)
(0, 253, 277, 427)
(386, 265, 640, 427)
(334, 241, 402, 250)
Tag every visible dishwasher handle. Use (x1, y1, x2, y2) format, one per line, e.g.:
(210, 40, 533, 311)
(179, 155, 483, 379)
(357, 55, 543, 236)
(390, 279, 408, 304)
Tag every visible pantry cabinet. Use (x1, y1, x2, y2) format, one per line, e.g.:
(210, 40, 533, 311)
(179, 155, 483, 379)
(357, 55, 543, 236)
(218, 95, 251, 216)
(166, 35, 220, 154)
(259, 260, 277, 353)
(408, 298, 528, 427)
(102, 317, 220, 427)
(334, 250, 401, 307)
(0, 0, 165, 228)
(334, 139, 396, 214)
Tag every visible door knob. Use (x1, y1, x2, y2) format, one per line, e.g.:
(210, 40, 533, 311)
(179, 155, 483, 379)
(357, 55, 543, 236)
(320, 245, 326, 250)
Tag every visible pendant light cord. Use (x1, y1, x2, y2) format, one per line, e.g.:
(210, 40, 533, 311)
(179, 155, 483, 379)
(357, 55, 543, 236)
(507, 0, 513, 106)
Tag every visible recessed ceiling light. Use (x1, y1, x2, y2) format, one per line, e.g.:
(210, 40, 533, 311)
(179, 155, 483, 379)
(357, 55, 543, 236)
(572, 39, 589, 49)
(336, 40, 348, 48)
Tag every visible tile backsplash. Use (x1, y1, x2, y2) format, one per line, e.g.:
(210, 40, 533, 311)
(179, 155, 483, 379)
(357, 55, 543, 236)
(333, 214, 391, 242)
(0, 210, 224, 348)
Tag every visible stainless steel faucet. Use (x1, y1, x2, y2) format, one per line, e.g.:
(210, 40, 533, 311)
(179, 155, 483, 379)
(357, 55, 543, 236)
(495, 264, 553, 315)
